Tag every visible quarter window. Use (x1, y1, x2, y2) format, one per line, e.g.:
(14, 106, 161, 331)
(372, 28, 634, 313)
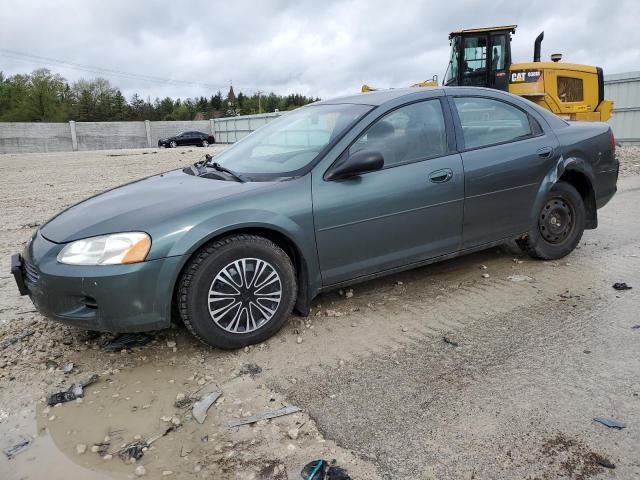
(349, 100, 447, 167)
(453, 97, 532, 149)
(557, 76, 584, 102)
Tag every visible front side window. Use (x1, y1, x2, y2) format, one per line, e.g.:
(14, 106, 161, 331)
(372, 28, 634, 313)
(212, 103, 371, 176)
(557, 77, 584, 102)
(349, 100, 447, 167)
(454, 97, 532, 149)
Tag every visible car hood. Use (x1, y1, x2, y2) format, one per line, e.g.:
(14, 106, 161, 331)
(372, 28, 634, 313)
(40, 169, 269, 243)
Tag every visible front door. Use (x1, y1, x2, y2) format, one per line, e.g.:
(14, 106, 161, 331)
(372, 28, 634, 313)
(313, 99, 465, 286)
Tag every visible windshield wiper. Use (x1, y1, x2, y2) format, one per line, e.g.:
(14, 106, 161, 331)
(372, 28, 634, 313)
(201, 154, 247, 183)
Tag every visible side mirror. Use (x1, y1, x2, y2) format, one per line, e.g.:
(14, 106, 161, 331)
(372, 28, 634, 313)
(325, 150, 384, 181)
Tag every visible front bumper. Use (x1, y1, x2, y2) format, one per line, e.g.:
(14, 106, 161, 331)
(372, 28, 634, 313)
(12, 232, 184, 332)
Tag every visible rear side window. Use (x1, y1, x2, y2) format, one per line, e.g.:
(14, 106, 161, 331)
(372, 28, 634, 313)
(349, 100, 447, 167)
(453, 97, 532, 149)
(557, 76, 584, 102)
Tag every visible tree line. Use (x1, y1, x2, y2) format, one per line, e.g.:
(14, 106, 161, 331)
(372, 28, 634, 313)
(0, 69, 319, 122)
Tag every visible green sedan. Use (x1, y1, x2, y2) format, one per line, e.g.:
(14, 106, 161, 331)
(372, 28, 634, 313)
(11, 87, 619, 349)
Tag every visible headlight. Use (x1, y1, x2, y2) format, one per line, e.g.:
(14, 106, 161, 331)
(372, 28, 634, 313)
(57, 232, 151, 265)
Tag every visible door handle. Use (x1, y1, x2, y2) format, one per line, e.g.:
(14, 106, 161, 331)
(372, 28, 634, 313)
(537, 146, 554, 158)
(429, 168, 453, 183)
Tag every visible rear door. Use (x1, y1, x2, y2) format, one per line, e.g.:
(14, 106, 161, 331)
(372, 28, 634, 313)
(449, 94, 560, 248)
(312, 98, 465, 285)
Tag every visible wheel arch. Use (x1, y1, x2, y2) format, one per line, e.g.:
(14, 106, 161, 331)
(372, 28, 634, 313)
(558, 168, 597, 229)
(531, 155, 598, 232)
(171, 226, 312, 322)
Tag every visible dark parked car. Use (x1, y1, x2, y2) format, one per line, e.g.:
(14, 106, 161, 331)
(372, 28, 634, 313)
(158, 131, 215, 148)
(12, 87, 618, 349)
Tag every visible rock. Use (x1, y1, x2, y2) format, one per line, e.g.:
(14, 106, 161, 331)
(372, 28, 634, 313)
(76, 444, 87, 455)
(480, 265, 488, 270)
(103, 454, 112, 460)
(194, 465, 202, 473)
(345, 289, 354, 299)
(508, 274, 533, 282)
(162, 471, 173, 476)
(135, 465, 147, 476)
(171, 416, 181, 426)
(296, 337, 303, 344)
(166, 340, 176, 348)
(175, 393, 186, 402)
(133, 434, 142, 441)
(401, 326, 408, 333)
(243, 346, 250, 353)
(91, 445, 100, 453)
(481, 273, 490, 278)
(287, 428, 299, 440)
(350, 322, 357, 327)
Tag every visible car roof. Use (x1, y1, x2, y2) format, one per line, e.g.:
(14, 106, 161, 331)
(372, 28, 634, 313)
(314, 87, 446, 106)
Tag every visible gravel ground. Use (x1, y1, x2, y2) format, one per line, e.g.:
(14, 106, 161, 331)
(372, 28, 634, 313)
(0, 145, 639, 479)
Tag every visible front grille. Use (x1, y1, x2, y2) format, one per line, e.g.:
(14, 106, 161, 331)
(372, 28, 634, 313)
(24, 262, 40, 285)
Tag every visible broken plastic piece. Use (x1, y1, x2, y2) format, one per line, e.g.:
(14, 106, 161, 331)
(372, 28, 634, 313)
(192, 391, 222, 424)
(612, 282, 632, 291)
(3, 438, 31, 459)
(301, 459, 352, 480)
(0, 330, 34, 350)
(47, 374, 98, 405)
(118, 441, 147, 461)
(239, 363, 262, 376)
(593, 416, 626, 429)
(225, 405, 301, 427)
(103, 333, 152, 352)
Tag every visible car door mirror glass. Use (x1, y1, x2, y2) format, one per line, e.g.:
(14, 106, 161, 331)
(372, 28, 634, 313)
(326, 150, 384, 180)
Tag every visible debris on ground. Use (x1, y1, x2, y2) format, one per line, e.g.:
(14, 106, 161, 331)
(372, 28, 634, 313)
(481, 273, 490, 278)
(0, 330, 34, 350)
(239, 363, 262, 377)
(118, 440, 147, 462)
(443, 336, 460, 347)
(225, 405, 301, 427)
(102, 333, 152, 352)
(301, 459, 352, 480)
(62, 361, 74, 374)
(508, 275, 534, 282)
(47, 374, 98, 405)
(632, 325, 640, 330)
(612, 282, 632, 291)
(591, 453, 616, 469)
(91, 442, 110, 456)
(3, 438, 32, 459)
(192, 391, 222, 424)
(134, 465, 147, 476)
(180, 445, 192, 457)
(593, 416, 626, 429)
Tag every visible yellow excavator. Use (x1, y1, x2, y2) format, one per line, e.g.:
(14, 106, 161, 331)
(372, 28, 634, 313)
(362, 25, 613, 122)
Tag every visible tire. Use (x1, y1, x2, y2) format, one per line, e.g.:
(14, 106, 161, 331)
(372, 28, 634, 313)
(169, 141, 177, 148)
(178, 235, 297, 349)
(201, 140, 209, 147)
(523, 181, 585, 260)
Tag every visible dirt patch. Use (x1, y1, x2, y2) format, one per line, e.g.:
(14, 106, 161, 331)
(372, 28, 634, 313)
(538, 433, 613, 480)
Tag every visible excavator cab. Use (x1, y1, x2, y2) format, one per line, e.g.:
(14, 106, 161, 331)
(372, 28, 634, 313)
(444, 26, 516, 91)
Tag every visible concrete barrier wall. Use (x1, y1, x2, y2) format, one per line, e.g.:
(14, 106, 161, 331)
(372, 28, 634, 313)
(75, 121, 148, 151)
(0, 122, 73, 153)
(0, 114, 281, 154)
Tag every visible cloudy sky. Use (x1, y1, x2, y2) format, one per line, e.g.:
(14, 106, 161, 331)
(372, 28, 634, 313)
(1, 0, 639, 101)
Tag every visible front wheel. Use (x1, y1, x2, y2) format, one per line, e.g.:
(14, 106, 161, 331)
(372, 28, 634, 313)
(178, 235, 297, 349)
(523, 181, 585, 260)
(169, 141, 177, 148)
(201, 140, 209, 147)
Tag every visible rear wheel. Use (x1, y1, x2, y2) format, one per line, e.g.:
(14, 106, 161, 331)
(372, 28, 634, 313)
(523, 181, 585, 260)
(178, 235, 297, 349)
(201, 140, 209, 147)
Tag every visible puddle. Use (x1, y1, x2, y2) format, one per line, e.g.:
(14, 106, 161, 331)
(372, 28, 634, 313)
(1, 345, 378, 479)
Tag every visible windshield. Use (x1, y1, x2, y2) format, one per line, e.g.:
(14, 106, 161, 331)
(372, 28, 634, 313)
(211, 103, 372, 177)
(445, 37, 460, 85)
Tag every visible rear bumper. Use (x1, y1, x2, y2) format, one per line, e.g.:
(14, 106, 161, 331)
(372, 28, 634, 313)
(14, 232, 184, 332)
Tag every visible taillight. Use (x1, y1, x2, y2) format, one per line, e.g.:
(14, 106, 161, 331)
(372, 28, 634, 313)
(610, 129, 616, 156)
